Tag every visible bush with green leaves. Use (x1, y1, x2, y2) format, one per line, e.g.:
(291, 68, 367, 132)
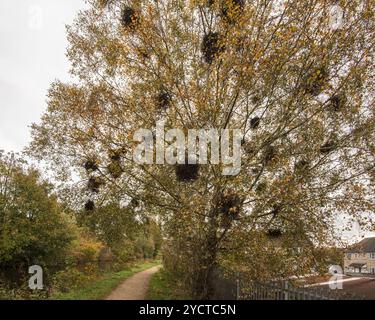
(0, 152, 73, 286)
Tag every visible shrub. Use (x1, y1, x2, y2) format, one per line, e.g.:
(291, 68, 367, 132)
(0, 154, 73, 286)
(51, 266, 95, 294)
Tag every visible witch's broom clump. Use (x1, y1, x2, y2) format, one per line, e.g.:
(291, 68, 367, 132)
(107, 148, 125, 179)
(220, 0, 245, 23)
(294, 159, 310, 174)
(156, 90, 172, 110)
(176, 163, 200, 182)
(175, 155, 200, 182)
(242, 140, 254, 155)
(218, 191, 242, 219)
(255, 181, 267, 194)
(84, 159, 99, 172)
(109, 149, 123, 162)
(263, 145, 277, 165)
(84, 200, 95, 212)
(320, 140, 337, 154)
(121, 6, 140, 29)
(303, 66, 329, 96)
(266, 228, 283, 239)
(264, 204, 283, 239)
(130, 198, 140, 208)
(328, 93, 347, 112)
(250, 117, 260, 129)
(87, 177, 105, 193)
(201, 32, 225, 64)
(107, 161, 123, 179)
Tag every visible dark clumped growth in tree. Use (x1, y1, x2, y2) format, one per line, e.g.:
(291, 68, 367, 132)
(221, 0, 245, 22)
(109, 150, 122, 162)
(303, 66, 329, 96)
(107, 161, 123, 179)
(242, 140, 255, 155)
(320, 141, 336, 154)
(267, 229, 283, 239)
(121, 6, 139, 29)
(84, 200, 95, 211)
(130, 198, 140, 207)
(88, 177, 104, 193)
(107, 149, 124, 179)
(156, 91, 172, 110)
(218, 191, 242, 217)
(255, 181, 267, 193)
(250, 117, 260, 129)
(263, 145, 276, 164)
(176, 163, 200, 182)
(84, 159, 98, 172)
(329, 93, 346, 111)
(201, 32, 224, 64)
(295, 159, 309, 173)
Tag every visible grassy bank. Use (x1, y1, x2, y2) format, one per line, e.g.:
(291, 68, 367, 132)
(52, 260, 160, 300)
(147, 268, 190, 300)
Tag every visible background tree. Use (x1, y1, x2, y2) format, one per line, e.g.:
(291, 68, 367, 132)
(77, 202, 162, 261)
(29, 0, 374, 298)
(0, 152, 73, 285)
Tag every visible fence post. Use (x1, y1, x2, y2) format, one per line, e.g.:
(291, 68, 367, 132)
(284, 281, 289, 300)
(236, 272, 240, 300)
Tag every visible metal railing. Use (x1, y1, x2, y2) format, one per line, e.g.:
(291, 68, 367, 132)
(345, 272, 375, 278)
(238, 280, 362, 300)
(210, 269, 364, 300)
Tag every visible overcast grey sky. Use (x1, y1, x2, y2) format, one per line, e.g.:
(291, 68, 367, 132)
(0, 0, 88, 153)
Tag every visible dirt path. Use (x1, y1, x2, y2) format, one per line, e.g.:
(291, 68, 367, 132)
(105, 266, 161, 300)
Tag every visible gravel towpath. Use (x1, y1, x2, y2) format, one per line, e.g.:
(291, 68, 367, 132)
(105, 266, 161, 300)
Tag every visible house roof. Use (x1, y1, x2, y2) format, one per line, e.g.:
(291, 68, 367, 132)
(346, 237, 375, 253)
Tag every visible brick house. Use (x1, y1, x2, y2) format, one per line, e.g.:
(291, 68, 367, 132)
(344, 237, 375, 275)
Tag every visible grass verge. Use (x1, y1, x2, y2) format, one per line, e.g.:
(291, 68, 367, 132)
(147, 268, 190, 300)
(52, 260, 161, 300)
